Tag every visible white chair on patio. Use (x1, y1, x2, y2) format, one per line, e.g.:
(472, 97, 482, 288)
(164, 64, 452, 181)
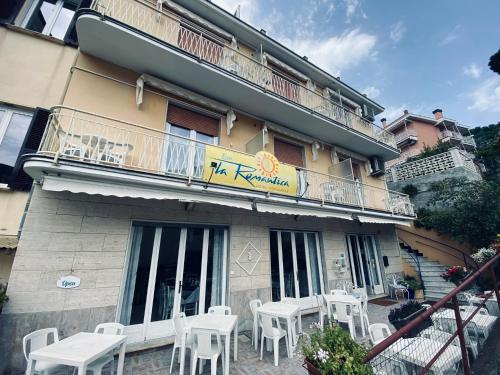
(388, 275, 408, 300)
(352, 293, 369, 335)
(170, 312, 193, 374)
(191, 328, 224, 375)
(208, 306, 232, 315)
(259, 313, 289, 367)
(330, 289, 348, 295)
(368, 323, 391, 346)
(315, 294, 330, 329)
(85, 323, 125, 375)
(419, 327, 460, 347)
(333, 302, 356, 339)
(23, 328, 65, 375)
(249, 299, 262, 349)
(459, 305, 496, 339)
(281, 297, 302, 344)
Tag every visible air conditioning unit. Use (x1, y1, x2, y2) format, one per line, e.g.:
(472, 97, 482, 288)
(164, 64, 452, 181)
(362, 104, 375, 122)
(369, 156, 385, 176)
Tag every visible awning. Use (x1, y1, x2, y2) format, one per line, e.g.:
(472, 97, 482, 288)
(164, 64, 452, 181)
(357, 215, 411, 226)
(0, 236, 18, 250)
(256, 202, 353, 220)
(42, 176, 253, 210)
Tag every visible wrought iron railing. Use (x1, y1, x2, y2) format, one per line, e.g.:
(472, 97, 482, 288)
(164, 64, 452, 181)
(366, 251, 500, 375)
(88, 0, 396, 149)
(37, 106, 413, 215)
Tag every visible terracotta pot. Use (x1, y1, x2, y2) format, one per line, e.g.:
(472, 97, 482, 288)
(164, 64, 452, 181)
(304, 358, 322, 375)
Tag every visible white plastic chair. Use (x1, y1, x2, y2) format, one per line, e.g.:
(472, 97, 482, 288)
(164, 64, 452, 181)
(259, 313, 289, 366)
(388, 275, 408, 300)
(459, 305, 495, 339)
(170, 312, 193, 374)
(434, 316, 479, 359)
(315, 294, 330, 329)
(85, 323, 125, 375)
(190, 328, 224, 375)
(249, 299, 262, 349)
(419, 327, 460, 347)
(208, 305, 232, 315)
(281, 297, 302, 344)
(368, 323, 391, 346)
(330, 289, 348, 295)
(352, 287, 367, 298)
(353, 293, 370, 335)
(333, 302, 355, 339)
(23, 328, 65, 375)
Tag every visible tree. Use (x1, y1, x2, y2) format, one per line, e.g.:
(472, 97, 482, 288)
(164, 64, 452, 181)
(471, 123, 500, 180)
(489, 49, 500, 75)
(416, 178, 500, 248)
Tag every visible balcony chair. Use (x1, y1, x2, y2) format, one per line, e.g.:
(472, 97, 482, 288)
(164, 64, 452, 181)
(190, 328, 224, 375)
(330, 289, 348, 295)
(388, 275, 409, 300)
(332, 302, 356, 339)
(170, 312, 193, 374)
(315, 294, 331, 329)
(23, 328, 65, 375)
(259, 313, 289, 367)
(368, 323, 391, 346)
(207, 306, 232, 315)
(352, 293, 370, 335)
(249, 299, 262, 350)
(281, 297, 302, 344)
(459, 305, 497, 339)
(432, 316, 479, 359)
(85, 323, 125, 375)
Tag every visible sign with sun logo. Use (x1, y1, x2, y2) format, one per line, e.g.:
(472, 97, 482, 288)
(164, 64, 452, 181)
(203, 146, 298, 196)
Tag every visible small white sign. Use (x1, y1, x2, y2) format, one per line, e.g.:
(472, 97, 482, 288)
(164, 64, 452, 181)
(57, 275, 80, 289)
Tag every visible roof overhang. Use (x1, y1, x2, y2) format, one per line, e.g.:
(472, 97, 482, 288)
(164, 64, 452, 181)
(75, 12, 398, 160)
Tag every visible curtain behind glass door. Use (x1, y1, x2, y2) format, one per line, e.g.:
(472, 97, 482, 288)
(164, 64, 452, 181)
(281, 232, 296, 298)
(270, 231, 281, 301)
(294, 233, 310, 298)
(204, 228, 225, 312)
(348, 235, 364, 288)
(307, 233, 322, 295)
(180, 228, 204, 316)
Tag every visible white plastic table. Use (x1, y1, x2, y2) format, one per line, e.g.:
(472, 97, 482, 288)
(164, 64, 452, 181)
(323, 294, 365, 337)
(470, 295, 500, 316)
(180, 314, 238, 375)
(386, 337, 462, 375)
(26, 332, 127, 375)
(256, 302, 300, 358)
(435, 308, 497, 337)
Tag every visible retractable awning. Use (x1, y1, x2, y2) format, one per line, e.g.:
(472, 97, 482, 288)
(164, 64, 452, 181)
(256, 202, 353, 220)
(42, 176, 253, 210)
(357, 215, 411, 226)
(0, 236, 18, 250)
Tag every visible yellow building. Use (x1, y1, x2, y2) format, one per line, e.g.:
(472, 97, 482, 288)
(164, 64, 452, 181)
(0, 0, 415, 371)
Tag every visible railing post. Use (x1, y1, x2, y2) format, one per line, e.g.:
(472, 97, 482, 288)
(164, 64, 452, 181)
(489, 265, 500, 310)
(452, 296, 471, 375)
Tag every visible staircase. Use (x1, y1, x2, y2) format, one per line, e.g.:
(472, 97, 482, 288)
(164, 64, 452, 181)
(399, 242, 455, 301)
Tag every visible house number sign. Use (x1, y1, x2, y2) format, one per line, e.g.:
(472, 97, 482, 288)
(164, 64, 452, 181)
(57, 275, 81, 289)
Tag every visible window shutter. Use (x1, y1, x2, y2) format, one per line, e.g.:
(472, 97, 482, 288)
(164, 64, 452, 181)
(8, 108, 50, 191)
(0, 0, 24, 25)
(167, 104, 219, 137)
(63, 0, 93, 46)
(273, 138, 304, 167)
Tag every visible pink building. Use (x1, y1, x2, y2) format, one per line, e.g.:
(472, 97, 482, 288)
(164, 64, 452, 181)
(383, 109, 476, 166)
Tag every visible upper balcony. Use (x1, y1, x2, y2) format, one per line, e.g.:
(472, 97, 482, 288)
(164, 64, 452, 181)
(74, 0, 398, 160)
(23, 107, 414, 221)
(394, 129, 418, 147)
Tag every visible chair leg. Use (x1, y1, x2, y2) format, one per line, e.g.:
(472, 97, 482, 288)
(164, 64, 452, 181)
(284, 335, 290, 358)
(273, 338, 279, 367)
(260, 333, 265, 361)
(211, 358, 217, 375)
(190, 355, 197, 375)
(170, 346, 177, 374)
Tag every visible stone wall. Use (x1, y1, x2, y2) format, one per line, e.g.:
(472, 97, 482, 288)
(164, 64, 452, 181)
(0, 185, 402, 373)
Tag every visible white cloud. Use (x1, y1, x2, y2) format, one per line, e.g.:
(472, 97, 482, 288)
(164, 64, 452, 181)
(379, 105, 407, 123)
(361, 86, 380, 99)
(389, 21, 406, 43)
(468, 77, 500, 113)
(211, 0, 260, 25)
(281, 29, 377, 76)
(463, 63, 482, 79)
(343, 0, 367, 23)
(438, 26, 460, 46)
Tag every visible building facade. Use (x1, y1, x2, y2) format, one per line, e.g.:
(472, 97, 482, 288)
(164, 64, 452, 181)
(0, 0, 415, 371)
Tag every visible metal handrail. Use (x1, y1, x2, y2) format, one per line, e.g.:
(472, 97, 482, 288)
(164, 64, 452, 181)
(89, 0, 396, 148)
(399, 239, 425, 292)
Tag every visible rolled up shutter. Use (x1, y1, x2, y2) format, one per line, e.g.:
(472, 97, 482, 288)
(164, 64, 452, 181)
(167, 104, 219, 137)
(63, 0, 93, 46)
(274, 138, 304, 167)
(9, 108, 50, 190)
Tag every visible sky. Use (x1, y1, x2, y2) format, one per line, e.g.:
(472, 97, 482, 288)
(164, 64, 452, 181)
(212, 0, 500, 127)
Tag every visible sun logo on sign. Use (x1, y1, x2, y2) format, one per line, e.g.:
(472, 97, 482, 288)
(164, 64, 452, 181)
(256, 151, 280, 177)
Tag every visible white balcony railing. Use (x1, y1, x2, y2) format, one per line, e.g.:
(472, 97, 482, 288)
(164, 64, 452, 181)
(37, 107, 413, 216)
(439, 130, 463, 141)
(462, 135, 476, 147)
(90, 0, 396, 149)
(394, 129, 417, 145)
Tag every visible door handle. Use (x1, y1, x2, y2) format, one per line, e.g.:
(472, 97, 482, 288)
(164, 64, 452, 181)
(178, 280, 183, 293)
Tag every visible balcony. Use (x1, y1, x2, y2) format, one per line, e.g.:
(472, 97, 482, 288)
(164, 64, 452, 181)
(24, 107, 414, 219)
(462, 135, 477, 150)
(74, 0, 398, 160)
(439, 129, 463, 142)
(394, 129, 418, 146)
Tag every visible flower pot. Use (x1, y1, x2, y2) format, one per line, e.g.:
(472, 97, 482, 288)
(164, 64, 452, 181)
(389, 307, 431, 337)
(408, 288, 415, 299)
(415, 289, 424, 300)
(303, 358, 322, 375)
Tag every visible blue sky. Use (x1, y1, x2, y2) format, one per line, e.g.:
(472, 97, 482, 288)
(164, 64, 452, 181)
(213, 0, 500, 127)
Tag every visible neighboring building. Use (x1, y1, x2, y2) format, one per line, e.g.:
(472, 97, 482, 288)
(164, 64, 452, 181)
(0, 0, 415, 371)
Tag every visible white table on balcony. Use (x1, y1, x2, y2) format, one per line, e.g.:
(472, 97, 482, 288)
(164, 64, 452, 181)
(323, 294, 365, 337)
(179, 314, 238, 375)
(435, 308, 497, 337)
(470, 294, 499, 316)
(256, 302, 300, 358)
(26, 332, 127, 375)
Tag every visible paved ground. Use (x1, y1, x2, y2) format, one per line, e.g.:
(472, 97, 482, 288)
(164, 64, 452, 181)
(471, 318, 500, 375)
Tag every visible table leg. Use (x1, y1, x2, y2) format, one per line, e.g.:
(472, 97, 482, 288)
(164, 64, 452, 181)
(116, 341, 126, 375)
(25, 359, 35, 375)
(359, 302, 366, 337)
(286, 318, 293, 358)
(179, 334, 186, 375)
(233, 324, 238, 361)
(77, 365, 87, 375)
(224, 333, 230, 375)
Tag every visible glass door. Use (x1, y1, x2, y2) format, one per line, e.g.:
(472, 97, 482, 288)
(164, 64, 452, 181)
(120, 224, 228, 343)
(346, 234, 384, 295)
(270, 230, 325, 309)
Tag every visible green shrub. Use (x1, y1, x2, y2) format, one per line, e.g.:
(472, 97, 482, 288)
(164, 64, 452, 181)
(388, 300, 423, 322)
(401, 184, 418, 197)
(0, 283, 8, 314)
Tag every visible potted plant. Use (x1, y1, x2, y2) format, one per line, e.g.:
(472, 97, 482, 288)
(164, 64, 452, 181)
(302, 322, 373, 374)
(0, 283, 8, 314)
(441, 266, 468, 286)
(401, 276, 421, 300)
(388, 300, 430, 337)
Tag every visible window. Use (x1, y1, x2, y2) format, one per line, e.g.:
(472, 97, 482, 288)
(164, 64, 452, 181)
(273, 137, 304, 167)
(0, 107, 33, 168)
(23, 0, 76, 39)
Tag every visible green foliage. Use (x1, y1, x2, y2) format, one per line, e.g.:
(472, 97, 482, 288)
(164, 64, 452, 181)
(489, 49, 500, 75)
(401, 184, 418, 197)
(302, 323, 373, 375)
(401, 275, 420, 290)
(470, 123, 500, 180)
(416, 178, 500, 248)
(0, 283, 8, 313)
(388, 300, 423, 322)
(407, 142, 453, 162)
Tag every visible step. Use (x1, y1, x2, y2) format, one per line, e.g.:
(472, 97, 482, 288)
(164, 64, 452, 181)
(420, 265, 447, 272)
(425, 291, 449, 301)
(423, 280, 455, 289)
(421, 271, 447, 277)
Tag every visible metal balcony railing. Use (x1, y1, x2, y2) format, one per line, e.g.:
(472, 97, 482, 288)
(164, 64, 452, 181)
(89, 0, 396, 149)
(394, 129, 418, 145)
(439, 130, 464, 141)
(37, 107, 413, 216)
(462, 135, 476, 147)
